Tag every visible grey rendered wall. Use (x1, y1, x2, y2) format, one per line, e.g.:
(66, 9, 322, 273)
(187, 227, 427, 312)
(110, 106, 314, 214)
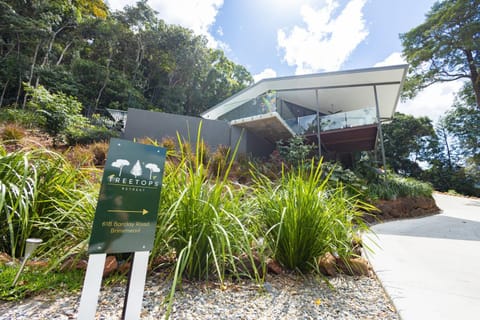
(124, 108, 229, 149)
(124, 108, 275, 158)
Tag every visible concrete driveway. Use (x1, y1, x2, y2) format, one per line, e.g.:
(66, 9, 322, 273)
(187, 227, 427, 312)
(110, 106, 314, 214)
(364, 193, 480, 320)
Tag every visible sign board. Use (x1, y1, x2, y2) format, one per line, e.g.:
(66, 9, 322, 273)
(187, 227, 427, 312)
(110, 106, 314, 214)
(88, 138, 166, 254)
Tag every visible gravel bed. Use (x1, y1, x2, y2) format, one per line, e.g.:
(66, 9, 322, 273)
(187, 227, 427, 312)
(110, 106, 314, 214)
(0, 272, 398, 319)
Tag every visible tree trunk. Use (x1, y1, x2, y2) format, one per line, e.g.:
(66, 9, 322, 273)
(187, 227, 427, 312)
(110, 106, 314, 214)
(56, 41, 72, 66)
(464, 50, 480, 109)
(21, 42, 41, 109)
(0, 80, 9, 108)
(41, 25, 68, 67)
(93, 46, 113, 116)
(14, 34, 21, 107)
(440, 126, 452, 168)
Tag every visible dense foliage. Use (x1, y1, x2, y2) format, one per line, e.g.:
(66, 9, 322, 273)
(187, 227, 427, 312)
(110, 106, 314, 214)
(382, 112, 437, 177)
(397, 0, 480, 196)
(0, 0, 253, 117)
(381, 110, 479, 197)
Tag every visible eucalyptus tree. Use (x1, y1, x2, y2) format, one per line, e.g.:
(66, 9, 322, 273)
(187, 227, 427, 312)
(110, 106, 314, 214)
(400, 0, 480, 108)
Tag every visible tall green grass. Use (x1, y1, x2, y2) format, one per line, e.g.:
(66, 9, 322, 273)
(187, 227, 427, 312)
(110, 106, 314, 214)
(144, 125, 262, 283)
(252, 159, 372, 272)
(0, 147, 96, 259)
(165, 131, 260, 281)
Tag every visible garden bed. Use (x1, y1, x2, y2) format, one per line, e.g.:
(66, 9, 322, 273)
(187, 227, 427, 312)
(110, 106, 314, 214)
(365, 196, 440, 223)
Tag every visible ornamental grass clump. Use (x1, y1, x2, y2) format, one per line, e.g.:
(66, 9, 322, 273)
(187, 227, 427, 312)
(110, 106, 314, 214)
(0, 147, 97, 260)
(159, 128, 263, 318)
(157, 126, 261, 283)
(253, 159, 371, 272)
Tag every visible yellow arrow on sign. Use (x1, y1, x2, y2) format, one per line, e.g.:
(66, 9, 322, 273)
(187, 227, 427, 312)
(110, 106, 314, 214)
(107, 209, 149, 215)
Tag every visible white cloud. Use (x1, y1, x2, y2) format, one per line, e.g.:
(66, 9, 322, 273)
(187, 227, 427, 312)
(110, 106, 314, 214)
(149, 0, 223, 37)
(374, 52, 406, 67)
(108, 0, 223, 47)
(397, 82, 463, 123)
(253, 68, 278, 83)
(277, 0, 368, 74)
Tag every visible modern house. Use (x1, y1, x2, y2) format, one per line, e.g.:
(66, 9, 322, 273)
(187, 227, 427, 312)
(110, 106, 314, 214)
(124, 64, 408, 166)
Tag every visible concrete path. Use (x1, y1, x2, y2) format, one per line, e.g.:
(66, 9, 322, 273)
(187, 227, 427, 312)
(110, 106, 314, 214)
(364, 193, 480, 320)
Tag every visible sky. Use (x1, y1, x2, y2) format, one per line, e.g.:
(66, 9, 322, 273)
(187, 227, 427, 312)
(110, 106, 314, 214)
(108, 0, 464, 123)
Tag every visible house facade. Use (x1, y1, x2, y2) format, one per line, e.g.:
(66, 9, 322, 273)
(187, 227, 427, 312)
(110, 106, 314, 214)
(124, 64, 408, 165)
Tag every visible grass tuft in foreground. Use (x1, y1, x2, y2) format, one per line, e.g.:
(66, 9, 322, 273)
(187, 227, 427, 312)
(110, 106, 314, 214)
(252, 159, 372, 272)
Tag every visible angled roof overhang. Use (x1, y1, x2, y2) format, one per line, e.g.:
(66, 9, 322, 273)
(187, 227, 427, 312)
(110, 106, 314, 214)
(201, 64, 408, 121)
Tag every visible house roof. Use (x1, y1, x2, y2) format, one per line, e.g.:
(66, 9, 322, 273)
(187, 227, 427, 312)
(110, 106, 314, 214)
(201, 64, 408, 121)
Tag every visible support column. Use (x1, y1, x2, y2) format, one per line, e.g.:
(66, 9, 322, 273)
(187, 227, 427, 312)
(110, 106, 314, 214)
(316, 89, 321, 159)
(373, 85, 387, 172)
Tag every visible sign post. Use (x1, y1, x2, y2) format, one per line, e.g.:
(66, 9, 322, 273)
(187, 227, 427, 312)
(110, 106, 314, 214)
(78, 138, 166, 320)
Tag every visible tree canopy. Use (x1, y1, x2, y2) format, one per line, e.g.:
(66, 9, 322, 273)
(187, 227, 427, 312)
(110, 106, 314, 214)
(443, 83, 480, 164)
(0, 0, 253, 116)
(400, 0, 480, 108)
(383, 112, 438, 177)
(383, 110, 479, 196)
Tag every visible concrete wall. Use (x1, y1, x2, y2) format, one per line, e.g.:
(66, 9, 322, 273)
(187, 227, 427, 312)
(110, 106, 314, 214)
(124, 108, 274, 158)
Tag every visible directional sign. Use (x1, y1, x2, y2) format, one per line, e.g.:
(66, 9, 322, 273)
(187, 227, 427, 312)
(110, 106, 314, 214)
(88, 138, 166, 254)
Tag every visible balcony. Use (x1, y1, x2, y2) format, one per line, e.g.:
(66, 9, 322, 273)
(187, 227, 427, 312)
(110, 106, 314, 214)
(291, 107, 377, 134)
(221, 92, 379, 151)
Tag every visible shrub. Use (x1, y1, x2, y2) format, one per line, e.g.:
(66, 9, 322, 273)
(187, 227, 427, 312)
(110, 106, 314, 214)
(252, 159, 371, 272)
(160, 136, 176, 153)
(64, 145, 94, 167)
(158, 146, 262, 317)
(1, 124, 26, 143)
(64, 142, 108, 168)
(89, 142, 109, 166)
(367, 173, 433, 200)
(24, 84, 87, 145)
(65, 125, 118, 146)
(276, 135, 316, 168)
(0, 108, 40, 128)
(321, 161, 367, 195)
(165, 139, 258, 281)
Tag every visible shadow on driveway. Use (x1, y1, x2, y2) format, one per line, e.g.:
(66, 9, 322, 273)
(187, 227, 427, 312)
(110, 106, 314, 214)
(372, 215, 480, 242)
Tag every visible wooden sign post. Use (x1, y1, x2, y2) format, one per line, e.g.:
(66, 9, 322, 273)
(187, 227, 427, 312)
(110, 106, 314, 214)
(78, 138, 166, 320)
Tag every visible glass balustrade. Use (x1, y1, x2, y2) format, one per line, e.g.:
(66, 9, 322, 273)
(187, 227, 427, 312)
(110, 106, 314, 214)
(220, 94, 377, 137)
(294, 107, 377, 134)
(220, 91, 277, 121)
